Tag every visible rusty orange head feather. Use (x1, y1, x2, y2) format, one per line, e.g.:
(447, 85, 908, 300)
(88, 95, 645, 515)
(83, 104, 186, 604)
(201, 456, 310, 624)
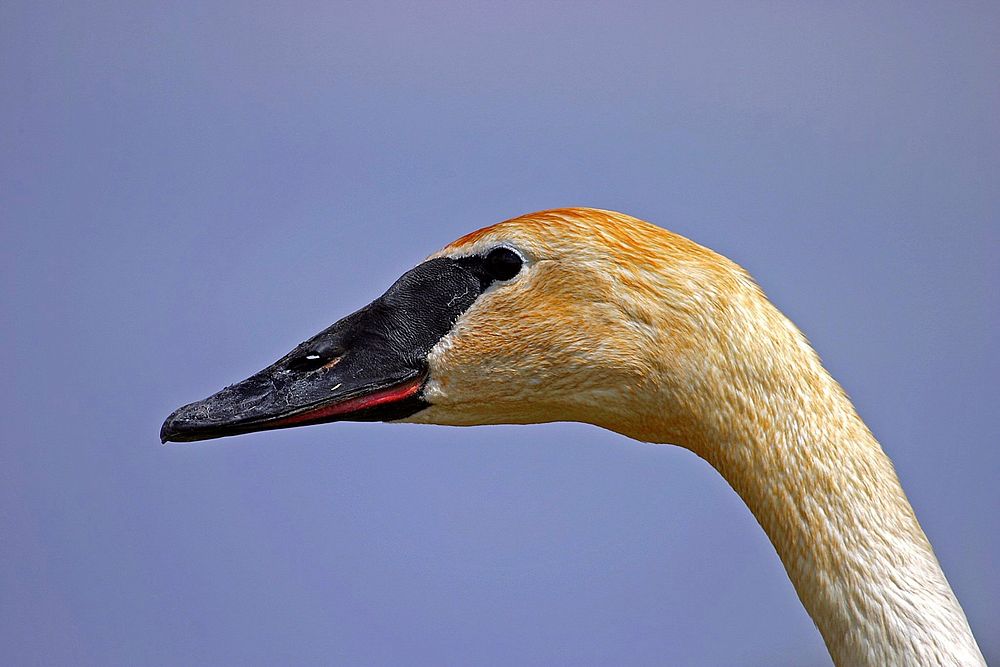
(406, 207, 776, 449)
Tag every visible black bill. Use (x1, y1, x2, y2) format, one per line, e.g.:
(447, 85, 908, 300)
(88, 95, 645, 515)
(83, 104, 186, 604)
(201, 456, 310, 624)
(160, 254, 502, 443)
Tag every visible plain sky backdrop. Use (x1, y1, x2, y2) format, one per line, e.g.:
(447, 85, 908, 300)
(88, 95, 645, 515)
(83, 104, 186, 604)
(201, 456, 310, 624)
(2, 2, 997, 665)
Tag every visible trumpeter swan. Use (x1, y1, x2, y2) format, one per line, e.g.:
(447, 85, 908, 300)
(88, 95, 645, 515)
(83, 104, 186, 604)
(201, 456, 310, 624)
(161, 208, 985, 665)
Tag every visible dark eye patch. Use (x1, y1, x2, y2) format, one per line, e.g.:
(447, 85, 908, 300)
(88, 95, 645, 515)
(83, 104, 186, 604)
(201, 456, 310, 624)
(454, 246, 524, 289)
(283, 249, 523, 377)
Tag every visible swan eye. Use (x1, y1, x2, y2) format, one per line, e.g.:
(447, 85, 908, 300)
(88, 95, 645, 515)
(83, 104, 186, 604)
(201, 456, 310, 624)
(483, 247, 523, 281)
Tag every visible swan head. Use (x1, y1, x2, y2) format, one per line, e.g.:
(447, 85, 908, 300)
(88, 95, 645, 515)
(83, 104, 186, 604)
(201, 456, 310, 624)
(161, 208, 761, 446)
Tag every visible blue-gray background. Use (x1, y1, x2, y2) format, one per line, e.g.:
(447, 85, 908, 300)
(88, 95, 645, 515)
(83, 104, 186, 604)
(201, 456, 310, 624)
(2, 3, 997, 665)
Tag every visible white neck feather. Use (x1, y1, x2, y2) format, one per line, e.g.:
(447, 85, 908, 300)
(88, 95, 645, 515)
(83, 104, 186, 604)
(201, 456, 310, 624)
(660, 299, 985, 666)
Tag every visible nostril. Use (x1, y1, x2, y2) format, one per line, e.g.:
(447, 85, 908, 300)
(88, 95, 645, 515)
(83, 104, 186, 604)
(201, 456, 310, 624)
(286, 340, 347, 373)
(287, 352, 328, 373)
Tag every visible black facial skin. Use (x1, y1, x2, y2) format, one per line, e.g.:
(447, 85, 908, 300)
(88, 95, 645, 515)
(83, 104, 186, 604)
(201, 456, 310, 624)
(159, 248, 523, 443)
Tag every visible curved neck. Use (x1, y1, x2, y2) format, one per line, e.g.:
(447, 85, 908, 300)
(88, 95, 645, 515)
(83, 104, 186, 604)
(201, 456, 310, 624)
(654, 304, 985, 665)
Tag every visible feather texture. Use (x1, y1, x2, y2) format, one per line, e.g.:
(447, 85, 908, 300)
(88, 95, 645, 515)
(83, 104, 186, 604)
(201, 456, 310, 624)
(406, 208, 985, 666)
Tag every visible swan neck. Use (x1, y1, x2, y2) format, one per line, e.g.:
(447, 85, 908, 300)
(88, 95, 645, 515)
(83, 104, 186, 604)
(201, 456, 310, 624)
(667, 306, 985, 665)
